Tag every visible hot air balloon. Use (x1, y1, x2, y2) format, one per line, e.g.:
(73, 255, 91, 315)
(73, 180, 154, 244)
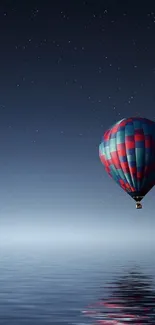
(99, 117, 155, 209)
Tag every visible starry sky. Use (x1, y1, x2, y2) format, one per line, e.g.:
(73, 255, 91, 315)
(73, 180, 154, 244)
(1, 0, 155, 245)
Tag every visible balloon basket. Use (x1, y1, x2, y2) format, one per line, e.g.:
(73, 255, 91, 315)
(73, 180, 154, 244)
(136, 202, 142, 209)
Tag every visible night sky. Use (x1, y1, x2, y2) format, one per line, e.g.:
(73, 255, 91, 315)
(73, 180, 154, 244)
(1, 0, 155, 245)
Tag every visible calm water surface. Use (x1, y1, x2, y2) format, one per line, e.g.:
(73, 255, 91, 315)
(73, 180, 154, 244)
(0, 243, 155, 324)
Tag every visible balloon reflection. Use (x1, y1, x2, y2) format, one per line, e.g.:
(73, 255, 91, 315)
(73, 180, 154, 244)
(82, 268, 155, 324)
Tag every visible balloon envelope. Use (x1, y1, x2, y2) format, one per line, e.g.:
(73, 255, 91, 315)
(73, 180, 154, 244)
(99, 117, 155, 202)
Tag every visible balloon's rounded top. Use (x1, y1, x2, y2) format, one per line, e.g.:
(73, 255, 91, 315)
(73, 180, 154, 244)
(99, 117, 155, 208)
(103, 117, 155, 140)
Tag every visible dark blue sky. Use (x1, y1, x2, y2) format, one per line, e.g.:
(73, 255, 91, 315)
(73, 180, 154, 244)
(0, 0, 155, 244)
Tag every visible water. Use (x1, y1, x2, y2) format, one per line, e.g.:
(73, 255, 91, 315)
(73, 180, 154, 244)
(0, 242, 155, 324)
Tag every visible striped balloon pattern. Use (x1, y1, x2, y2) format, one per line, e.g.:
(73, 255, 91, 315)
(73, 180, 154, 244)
(99, 117, 155, 201)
